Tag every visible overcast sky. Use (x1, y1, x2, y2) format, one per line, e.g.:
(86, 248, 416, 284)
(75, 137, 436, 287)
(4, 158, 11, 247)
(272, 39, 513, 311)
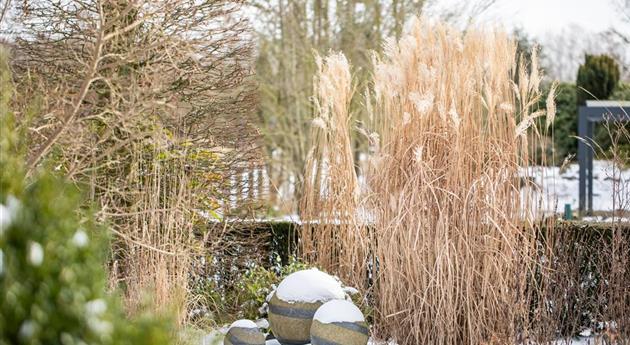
(472, 0, 627, 38)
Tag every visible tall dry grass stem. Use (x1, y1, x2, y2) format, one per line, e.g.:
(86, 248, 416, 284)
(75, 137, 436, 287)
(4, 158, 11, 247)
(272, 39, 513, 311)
(300, 53, 367, 287)
(302, 18, 554, 344)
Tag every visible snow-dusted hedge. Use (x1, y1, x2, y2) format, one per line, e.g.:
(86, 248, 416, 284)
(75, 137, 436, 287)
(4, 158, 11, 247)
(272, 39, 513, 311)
(213, 220, 629, 339)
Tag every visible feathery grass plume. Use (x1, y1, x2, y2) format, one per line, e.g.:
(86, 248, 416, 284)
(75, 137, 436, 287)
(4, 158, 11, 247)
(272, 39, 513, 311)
(305, 17, 555, 344)
(546, 81, 559, 129)
(365, 18, 553, 345)
(300, 53, 365, 287)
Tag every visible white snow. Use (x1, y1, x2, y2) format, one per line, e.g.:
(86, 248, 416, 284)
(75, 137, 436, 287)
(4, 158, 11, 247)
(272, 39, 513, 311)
(85, 299, 107, 316)
(540, 336, 600, 345)
(0, 195, 20, 235)
(581, 215, 630, 222)
(264, 335, 610, 345)
(27, 241, 44, 267)
(72, 229, 89, 248)
(313, 300, 365, 324)
(525, 160, 630, 213)
(0, 204, 10, 234)
(254, 318, 269, 329)
(275, 268, 345, 303)
(229, 319, 258, 330)
(264, 338, 397, 345)
(201, 330, 224, 345)
(342, 286, 360, 295)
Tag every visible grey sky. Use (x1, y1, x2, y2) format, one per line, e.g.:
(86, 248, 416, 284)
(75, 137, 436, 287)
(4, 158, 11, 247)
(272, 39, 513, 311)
(478, 0, 626, 38)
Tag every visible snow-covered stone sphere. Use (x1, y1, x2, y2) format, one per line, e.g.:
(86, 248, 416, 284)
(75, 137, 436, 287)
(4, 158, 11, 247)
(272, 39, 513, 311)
(310, 300, 368, 345)
(224, 320, 265, 345)
(268, 268, 345, 345)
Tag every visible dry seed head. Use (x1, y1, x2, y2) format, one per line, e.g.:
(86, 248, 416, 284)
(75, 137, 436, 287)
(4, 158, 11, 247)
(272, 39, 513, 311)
(312, 117, 327, 130)
(303, 16, 551, 345)
(499, 102, 514, 114)
(546, 82, 558, 129)
(413, 145, 424, 164)
(403, 112, 412, 126)
(448, 102, 461, 130)
(409, 92, 434, 114)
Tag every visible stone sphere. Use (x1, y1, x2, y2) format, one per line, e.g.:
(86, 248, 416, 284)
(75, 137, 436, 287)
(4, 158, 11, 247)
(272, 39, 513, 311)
(268, 269, 345, 345)
(224, 320, 265, 345)
(310, 300, 368, 345)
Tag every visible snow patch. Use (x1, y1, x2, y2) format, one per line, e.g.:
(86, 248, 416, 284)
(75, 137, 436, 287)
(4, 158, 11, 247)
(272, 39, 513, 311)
(313, 300, 365, 324)
(0, 195, 20, 235)
(255, 318, 269, 329)
(342, 286, 360, 295)
(275, 268, 345, 303)
(526, 160, 630, 213)
(27, 242, 44, 267)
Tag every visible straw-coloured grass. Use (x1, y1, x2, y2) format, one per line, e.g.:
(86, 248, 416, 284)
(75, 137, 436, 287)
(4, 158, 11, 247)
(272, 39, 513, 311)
(301, 17, 553, 344)
(299, 53, 367, 286)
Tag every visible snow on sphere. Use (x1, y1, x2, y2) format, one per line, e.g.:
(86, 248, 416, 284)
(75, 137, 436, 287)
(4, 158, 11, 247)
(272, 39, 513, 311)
(313, 299, 365, 324)
(225, 319, 265, 345)
(311, 300, 368, 345)
(269, 269, 345, 345)
(275, 268, 345, 303)
(229, 319, 258, 330)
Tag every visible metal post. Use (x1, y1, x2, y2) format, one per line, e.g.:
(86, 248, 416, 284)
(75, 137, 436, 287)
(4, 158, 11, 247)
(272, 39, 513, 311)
(576, 104, 630, 216)
(578, 107, 587, 214)
(587, 121, 594, 215)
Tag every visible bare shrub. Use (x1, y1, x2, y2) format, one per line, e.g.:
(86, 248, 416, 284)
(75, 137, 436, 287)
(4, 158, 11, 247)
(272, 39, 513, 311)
(8, 0, 260, 322)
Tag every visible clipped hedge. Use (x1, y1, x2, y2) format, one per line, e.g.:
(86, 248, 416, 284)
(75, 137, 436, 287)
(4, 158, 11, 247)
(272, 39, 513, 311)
(534, 220, 630, 338)
(201, 220, 629, 338)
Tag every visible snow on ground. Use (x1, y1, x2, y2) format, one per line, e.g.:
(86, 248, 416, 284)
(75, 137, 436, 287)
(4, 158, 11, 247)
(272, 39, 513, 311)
(540, 336, 602, 345)
(264, 339, 397, 345)
(200, 335, 607, 345)
(526, 160, 630, 214)
(263, 336, 607, 345)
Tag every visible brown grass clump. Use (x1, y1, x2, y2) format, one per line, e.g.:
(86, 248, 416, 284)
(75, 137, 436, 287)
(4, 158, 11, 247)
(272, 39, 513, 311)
(299, 53, 367, 286)
(105, 141, 194, 324)
(302, 17, 553, 344)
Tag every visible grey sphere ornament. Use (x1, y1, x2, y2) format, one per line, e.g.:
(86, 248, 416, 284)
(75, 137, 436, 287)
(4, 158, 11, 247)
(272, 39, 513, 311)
(224, 320, 265, 345)
(310, 300, 368, 345)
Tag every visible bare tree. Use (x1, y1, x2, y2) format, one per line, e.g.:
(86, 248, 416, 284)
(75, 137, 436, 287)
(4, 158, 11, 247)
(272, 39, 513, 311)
(253, 0, 430, 213)
(542, 24, 630, 82)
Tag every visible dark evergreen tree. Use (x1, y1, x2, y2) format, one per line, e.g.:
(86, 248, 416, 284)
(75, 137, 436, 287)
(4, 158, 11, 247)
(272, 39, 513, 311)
(576, 54, 620, 106)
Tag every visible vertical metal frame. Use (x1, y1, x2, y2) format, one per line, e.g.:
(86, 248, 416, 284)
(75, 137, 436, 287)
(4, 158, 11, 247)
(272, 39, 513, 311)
(577, 106, 630, 214)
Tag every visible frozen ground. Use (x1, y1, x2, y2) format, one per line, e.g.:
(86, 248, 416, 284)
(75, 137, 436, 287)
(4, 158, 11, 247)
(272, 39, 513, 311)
(526, 160, 630, 215)
(265, 340, 397, 345)
(199, 336, 602, 345)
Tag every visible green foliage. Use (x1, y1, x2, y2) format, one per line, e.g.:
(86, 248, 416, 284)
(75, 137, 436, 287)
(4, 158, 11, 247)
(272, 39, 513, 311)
(238, 257, 310, 318)
(540, 81, 629, 163)
(0, 49, 173, 345)
(196, 256, 309, 325)
(611, 82, 630, 101)
(576, 54, 621, 106)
